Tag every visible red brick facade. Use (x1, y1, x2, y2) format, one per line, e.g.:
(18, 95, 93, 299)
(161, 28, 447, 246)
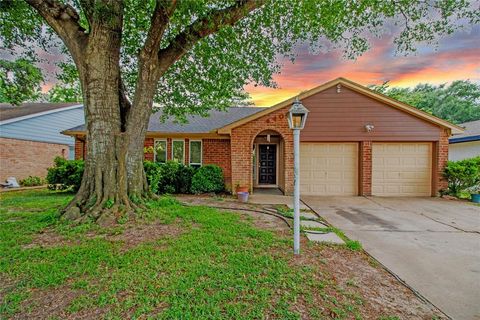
(436, 129, 450, 193)
(231, 107, 294, 194)
(74, 138, 86, 160)
(144, 138, 154, 161)
(203, 139, 232, 189)
(359, 141, 372, 196)
(0, 137, 69, 181)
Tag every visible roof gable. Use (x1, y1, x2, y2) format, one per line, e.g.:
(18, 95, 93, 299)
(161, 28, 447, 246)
(217, 78, 464, 135)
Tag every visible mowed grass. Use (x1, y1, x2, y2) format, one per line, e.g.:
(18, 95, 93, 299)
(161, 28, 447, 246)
(0, 190, 363, 319)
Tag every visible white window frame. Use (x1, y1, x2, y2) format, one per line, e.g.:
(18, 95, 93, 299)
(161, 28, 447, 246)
(171, 139, 185, 164)
(153, 139, 167, 163)
(189, 140, 202, 166)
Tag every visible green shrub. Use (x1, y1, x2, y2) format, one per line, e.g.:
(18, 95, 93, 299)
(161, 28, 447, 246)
(177, 165, 196, 194)
(191, 165, 224, 194)
(19, 176, 44, 187)
(144, 161, 162, 194)
(144, 160, 197, 194)
(46, 157, 84, 191)
(443, 156, 480, 196)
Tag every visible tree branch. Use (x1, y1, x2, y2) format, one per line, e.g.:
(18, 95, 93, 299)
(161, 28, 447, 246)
(141, 0, 178, 58)
(25, 0, 88, 64)
(157, 0, 265, 67)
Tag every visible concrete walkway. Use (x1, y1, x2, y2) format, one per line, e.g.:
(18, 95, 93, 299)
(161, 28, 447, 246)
(302, 196, 480, 320)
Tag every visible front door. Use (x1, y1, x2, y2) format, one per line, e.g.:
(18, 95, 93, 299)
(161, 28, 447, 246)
(258, 144, 276, 184)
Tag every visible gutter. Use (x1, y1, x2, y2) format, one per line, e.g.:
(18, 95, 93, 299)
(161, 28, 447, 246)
(449, 135, 480, 144)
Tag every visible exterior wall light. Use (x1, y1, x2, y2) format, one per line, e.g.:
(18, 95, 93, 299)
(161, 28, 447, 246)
(365, 124, 375, 132)
(288, 98, 309, 255)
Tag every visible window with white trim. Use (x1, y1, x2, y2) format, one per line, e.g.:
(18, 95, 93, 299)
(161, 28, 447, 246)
(172, 140, 185, 163)
(154, 139, 167, 163)
(189, 140, 202, 168)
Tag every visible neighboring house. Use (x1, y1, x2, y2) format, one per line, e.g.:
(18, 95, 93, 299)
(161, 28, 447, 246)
(448, 120, 480, 161)
(0, 103, 84, 182)
(65, 78, 462, 197)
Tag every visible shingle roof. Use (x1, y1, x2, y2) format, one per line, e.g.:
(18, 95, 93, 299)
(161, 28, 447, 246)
(65, 107, 266, 134)
(0, 103, 81, 121)
(449, 120, 480, 143)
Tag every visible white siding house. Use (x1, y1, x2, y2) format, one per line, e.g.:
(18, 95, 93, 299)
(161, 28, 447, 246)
(449, 120, 480, 161)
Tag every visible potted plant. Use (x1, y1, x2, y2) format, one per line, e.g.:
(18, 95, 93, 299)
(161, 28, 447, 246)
(469, 185, 480, 203)
(234, 182, 248, 194)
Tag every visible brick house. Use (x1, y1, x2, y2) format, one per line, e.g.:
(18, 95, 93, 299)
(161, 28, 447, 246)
(0, 103, 84, 182)
(64, 78, 463, 196)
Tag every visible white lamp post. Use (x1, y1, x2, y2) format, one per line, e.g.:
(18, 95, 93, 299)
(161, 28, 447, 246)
(287, 98, 309, 255)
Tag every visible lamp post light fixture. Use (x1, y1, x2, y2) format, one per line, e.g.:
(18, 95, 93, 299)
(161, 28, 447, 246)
(288, 98, 309, 255)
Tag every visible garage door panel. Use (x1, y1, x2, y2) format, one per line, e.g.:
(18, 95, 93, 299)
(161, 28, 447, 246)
(372, 143, 432, 197)
(300, 143, 358, 196)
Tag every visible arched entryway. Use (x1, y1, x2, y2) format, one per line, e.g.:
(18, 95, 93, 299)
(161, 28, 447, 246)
(252, 130, 286, 194)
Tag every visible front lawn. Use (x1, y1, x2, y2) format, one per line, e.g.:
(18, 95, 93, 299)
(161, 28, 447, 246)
(0, 190, 442, 319)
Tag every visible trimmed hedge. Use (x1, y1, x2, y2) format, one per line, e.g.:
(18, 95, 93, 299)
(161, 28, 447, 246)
(144, 160, 199, 194)
(191, 165, 224, 194)
(46, 158, 224, 195)
(443, 156, 480, 196)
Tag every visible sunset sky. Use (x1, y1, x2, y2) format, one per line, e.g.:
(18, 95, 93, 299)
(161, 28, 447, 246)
(246, 25, 480, 107)
(32, 24, 479, 108)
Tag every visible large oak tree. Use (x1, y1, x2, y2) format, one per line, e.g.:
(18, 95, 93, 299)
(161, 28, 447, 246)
(1, 0, 477, 222)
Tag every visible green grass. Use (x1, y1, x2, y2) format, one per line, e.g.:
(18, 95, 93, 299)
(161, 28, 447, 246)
(0, 190, 365, 319)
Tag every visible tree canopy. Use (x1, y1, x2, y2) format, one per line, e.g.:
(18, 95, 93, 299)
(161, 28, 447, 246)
(370, 80, 480, 124)
(0, 58, 43, 105)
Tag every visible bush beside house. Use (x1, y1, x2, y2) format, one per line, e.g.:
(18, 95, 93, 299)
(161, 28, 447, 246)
(46, 157, 84, 191)
(443, 156, 480, 198)
(46, 158, 225, 195)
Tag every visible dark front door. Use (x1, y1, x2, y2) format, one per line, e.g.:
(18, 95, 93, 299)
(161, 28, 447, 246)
(258, 144, 276, 184)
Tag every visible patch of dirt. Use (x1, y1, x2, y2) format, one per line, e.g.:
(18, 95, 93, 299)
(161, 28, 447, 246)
(286, 238, 446, 319)
(10, 284, 109, 320)
(177, 194, 289, 231)
(107, 221, 184, 250)
(22, 229, 77, 249)
(23, 220, 184, 251)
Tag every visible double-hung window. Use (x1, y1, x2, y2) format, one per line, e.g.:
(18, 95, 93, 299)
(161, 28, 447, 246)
(189, 140, 202, 168)
(172, 140, 185, 163)
(154, 139, 167, 163)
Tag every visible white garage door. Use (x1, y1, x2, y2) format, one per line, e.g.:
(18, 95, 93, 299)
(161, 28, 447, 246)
(300, 143, 358, 196)
(372, 143, 432, 196)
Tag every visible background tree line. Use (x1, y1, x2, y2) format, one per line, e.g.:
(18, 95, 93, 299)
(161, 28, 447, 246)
(370, 80, 480, 124)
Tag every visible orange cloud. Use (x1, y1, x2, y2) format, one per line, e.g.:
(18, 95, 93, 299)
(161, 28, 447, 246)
(246, 33, 480, 107)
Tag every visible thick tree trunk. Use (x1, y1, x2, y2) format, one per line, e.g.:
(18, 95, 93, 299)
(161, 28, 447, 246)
(64, 7, 150, 224)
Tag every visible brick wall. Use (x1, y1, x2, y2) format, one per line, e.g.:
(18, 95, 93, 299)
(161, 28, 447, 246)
(360, 141, 372, 196)
(0, 137, 68, 182)
(231, 107, 294, 194)
(144, 138, 154, 161)
(436, 129, 450, 193)
(203, 139, 232, 189)
(74, 138, 86, 160)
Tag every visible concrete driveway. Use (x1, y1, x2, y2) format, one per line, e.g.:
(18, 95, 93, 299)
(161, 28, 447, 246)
(302, 196, 480, 320)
